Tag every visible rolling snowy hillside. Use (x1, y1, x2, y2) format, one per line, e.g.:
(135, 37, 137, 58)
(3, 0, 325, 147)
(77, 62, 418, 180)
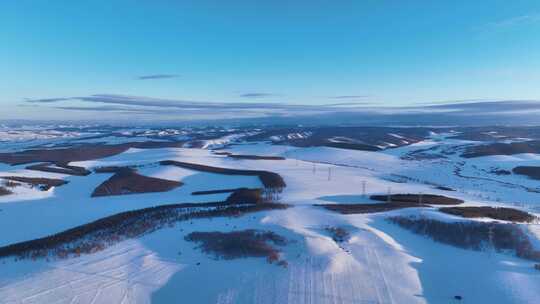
(1, 125, 540, 304)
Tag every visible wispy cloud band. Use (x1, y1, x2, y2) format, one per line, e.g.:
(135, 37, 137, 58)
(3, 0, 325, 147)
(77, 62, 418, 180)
(22, 94, 540, 125)
(329, 95, 370, 99)
(239, 92, 277, 98)
(136, 74, 179, 80)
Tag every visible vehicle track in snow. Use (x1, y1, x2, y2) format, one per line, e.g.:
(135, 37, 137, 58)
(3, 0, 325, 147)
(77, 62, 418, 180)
(0, 243, 182, 304)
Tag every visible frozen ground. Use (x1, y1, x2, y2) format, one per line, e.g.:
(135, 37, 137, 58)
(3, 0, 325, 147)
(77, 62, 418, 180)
(1, 136, 540, 303)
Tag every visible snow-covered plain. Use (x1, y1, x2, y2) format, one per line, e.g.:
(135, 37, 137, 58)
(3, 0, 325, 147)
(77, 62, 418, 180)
(1, 137, 540, 303)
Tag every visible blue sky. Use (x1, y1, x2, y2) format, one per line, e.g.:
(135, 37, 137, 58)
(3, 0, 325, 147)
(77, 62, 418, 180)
(1, 1, 540, 121)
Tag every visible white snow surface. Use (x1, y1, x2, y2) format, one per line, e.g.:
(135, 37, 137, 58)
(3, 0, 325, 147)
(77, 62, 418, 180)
(0, 140, 539, 303)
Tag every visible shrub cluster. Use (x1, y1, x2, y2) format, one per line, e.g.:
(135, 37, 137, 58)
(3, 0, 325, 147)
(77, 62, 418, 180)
(0, 186, 12, 196)
(3, 180, 20, 188)
(225, 188, 263, 204)
(324, 226, 350, 243)
(2, 176, 68, 191)
(185, 229, 288, 266)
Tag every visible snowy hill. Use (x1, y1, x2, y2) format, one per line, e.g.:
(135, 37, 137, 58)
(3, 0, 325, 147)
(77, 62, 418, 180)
(1, 125, 540, 303)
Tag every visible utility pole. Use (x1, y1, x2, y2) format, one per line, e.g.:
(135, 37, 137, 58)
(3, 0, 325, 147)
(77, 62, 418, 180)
(387, 187, 392, 203)
(419, 192, 424, 217)
(362, 180, 366, 197)
(312, 163, 316, 174)
(328, 167, 332, 181)
(488, 224, 494, 257)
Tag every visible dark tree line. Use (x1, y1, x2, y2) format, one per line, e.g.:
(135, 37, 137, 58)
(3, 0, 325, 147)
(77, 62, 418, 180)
(26, 162, 91, 176)
(316, 202, 427, 214)
(389, 216, 540, 261)
(0, 201, 288, 261)
(439, 207, 536, 223)
(160, 160, 286, 189)
(370, 193, 464, 205)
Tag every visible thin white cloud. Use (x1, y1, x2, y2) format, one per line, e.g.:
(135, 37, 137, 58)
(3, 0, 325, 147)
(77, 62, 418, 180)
(484, 13, 540, 30)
